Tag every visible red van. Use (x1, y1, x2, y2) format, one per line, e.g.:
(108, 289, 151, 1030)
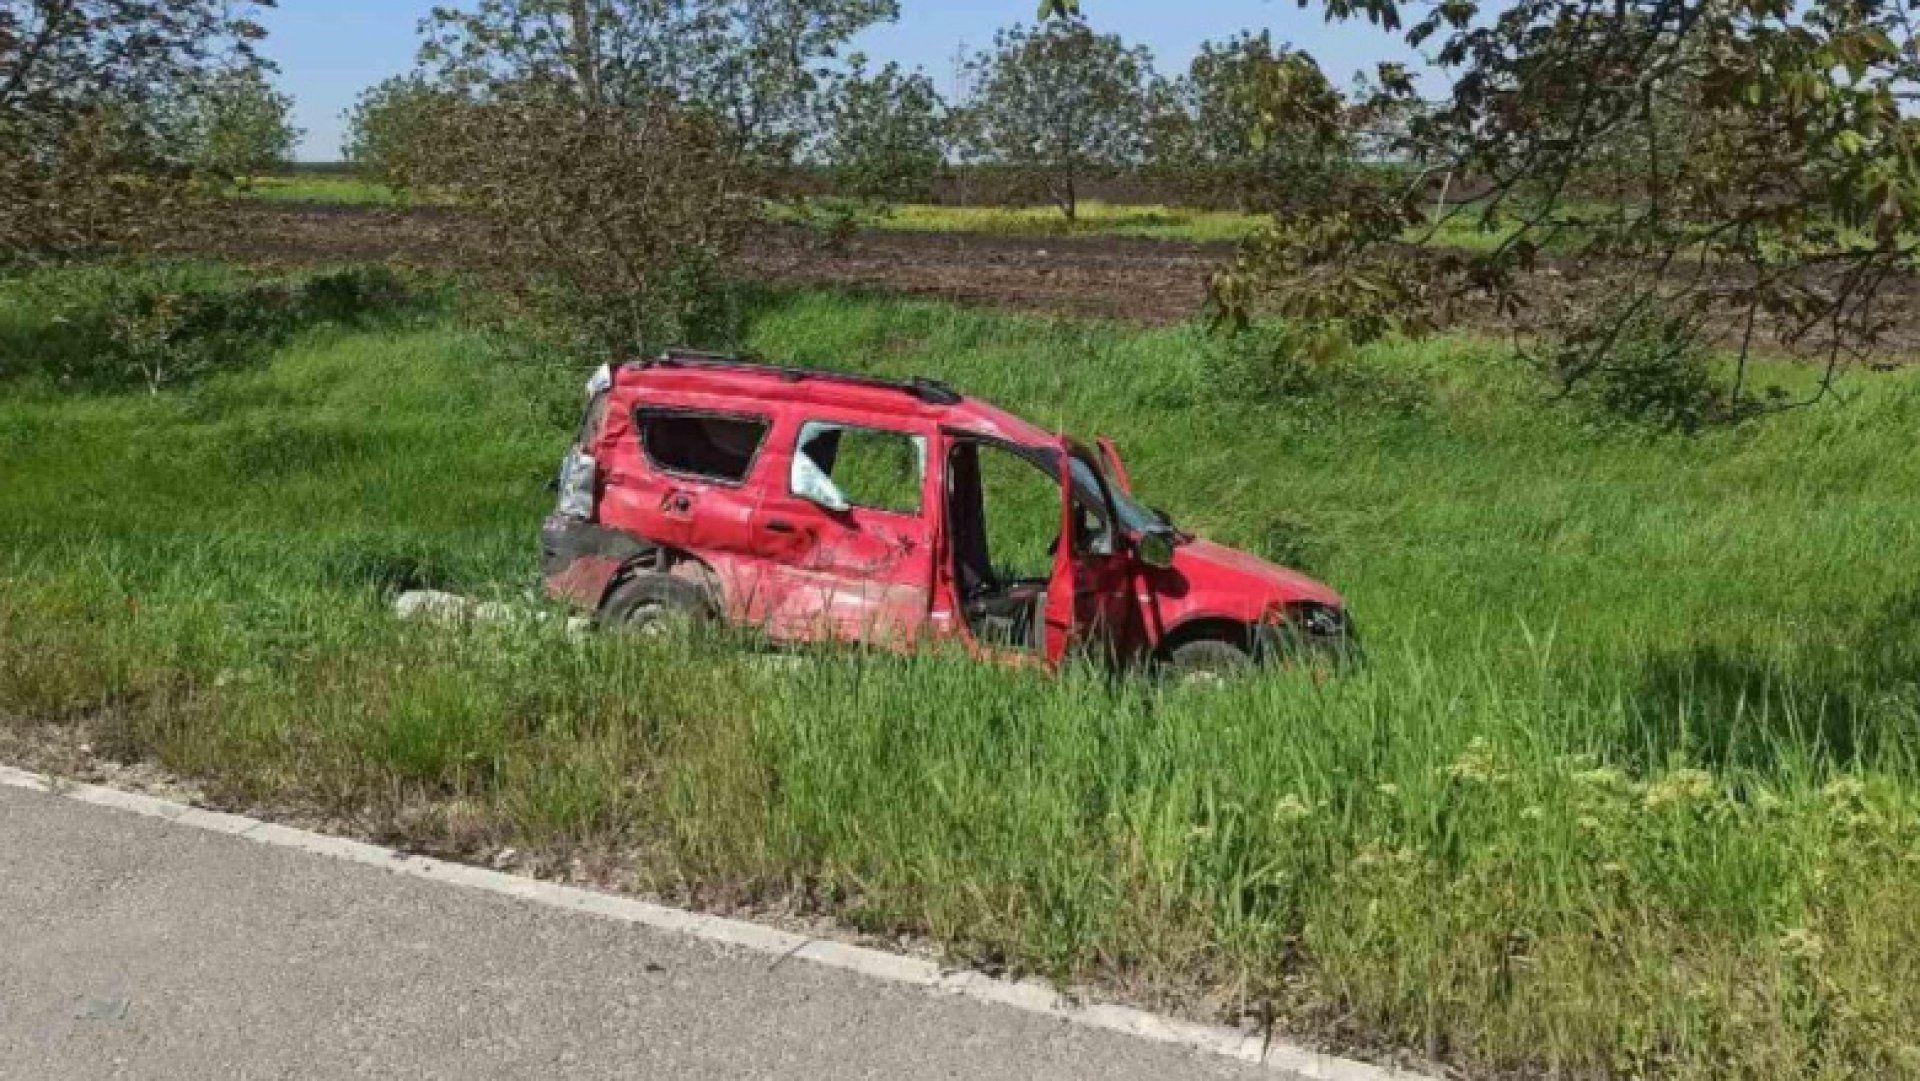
(542, 351, 1355, 672)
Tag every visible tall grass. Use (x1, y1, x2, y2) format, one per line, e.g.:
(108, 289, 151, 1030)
(5, 267, 1920, 1077)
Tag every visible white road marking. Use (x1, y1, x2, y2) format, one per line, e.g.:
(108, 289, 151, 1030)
(0, 762, 1427, 1081)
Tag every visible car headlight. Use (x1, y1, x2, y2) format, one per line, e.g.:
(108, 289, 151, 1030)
(1296, 604, 1349, 638)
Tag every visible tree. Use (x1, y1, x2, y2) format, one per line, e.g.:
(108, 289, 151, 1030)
(819, 55, 945, 204)
(1151, 31, 1355, 212)
(1209, 0, 1920, 419)
(0, 0, 276, 269)
(343, 75, 454, 186)
(184, 66, 300, 184)
(390, 0, 910, 354)
(399, 87, 752, 355)
(961, 19, 1156, 222)
(416, 0, 897, 168)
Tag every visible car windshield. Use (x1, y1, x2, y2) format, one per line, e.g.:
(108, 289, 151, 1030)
(1067, 455, 1168, 535)
(989, 438, 1172, 537)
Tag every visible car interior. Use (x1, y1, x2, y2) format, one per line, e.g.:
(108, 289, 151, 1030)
(946, 440, 1051, 649)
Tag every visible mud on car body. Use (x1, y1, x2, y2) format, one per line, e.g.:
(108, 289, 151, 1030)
(543, 350, 1356, 672)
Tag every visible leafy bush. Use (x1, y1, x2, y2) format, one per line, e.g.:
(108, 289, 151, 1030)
(1551, 301, 1758, 432)
(391, 0, 899, 355)
(343, 76, 451, 189)
(0, 264, 420, 393)
(787, 196, 874, 254)
(393, 93, 752, 357)
(296, 266, 414, 325)
(0, 2, 275, 270)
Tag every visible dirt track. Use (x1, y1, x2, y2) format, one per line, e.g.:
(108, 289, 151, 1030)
(748, 226, 1233, 325)
(205, 203, 1920, 356)
(209, 203, 1228, 324)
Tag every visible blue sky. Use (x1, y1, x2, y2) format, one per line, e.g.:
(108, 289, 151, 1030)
(261, 1, 1421, 160)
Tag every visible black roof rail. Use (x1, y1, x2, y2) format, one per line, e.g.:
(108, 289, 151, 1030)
(646, 349, 963, 406)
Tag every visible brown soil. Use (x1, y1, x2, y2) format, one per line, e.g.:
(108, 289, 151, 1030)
(203, 203, 1229, 324)
(201, 203, 1920, 358)
(745, 225, 1233, 325)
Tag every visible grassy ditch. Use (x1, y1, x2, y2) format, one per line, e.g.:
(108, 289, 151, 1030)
(5, 265, 1920, 1078)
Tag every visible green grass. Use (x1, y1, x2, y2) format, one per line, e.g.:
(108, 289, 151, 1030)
(242, 175, 415, 207)
(792, 198, 1538, 253)
(6, 264, 1920, 1078)
(857, 200, 1268, 243)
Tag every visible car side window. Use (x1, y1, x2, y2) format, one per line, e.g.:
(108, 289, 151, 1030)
(638, 408, 769, 484)
(792, 421, 926, 515)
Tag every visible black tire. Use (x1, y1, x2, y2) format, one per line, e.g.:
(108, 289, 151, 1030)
(597, 573, 712, 636)
(1267, 621, 1365, 671)
(1166, 623, 1363, 678)
(1166, 635, 1256, 675)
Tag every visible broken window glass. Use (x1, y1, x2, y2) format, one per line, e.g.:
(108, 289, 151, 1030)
(791, 422, 925, 515)
(639, 409, 769, 483)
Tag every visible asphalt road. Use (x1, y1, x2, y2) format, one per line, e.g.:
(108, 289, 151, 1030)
(0, 784, 1272, 1081)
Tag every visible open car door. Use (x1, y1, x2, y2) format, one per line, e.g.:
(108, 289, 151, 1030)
(1043, 440, 1079, 666)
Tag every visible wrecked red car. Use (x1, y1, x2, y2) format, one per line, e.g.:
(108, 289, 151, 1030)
(542, 351, 1355, 672)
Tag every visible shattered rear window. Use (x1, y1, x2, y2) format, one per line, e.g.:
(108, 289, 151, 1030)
(638, 408, 769, 484)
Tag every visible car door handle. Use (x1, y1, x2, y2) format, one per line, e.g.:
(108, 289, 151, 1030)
(766, 519, 798, 534)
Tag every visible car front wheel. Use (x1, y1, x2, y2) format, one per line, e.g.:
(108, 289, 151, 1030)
(1165, 635, 1256, 676)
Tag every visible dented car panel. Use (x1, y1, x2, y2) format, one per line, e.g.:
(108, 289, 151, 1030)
(749, 410, 938, 643)
(542, 351, 1352, 669)
(541, 520, 647, 606)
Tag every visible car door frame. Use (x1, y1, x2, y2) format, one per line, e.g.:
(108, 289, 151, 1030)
(933, 431, 1126, 668)
(751, 410, 940, 646)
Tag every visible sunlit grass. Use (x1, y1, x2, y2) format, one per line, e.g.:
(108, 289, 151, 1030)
(863, 200, 1265, 243)
(782, 197, 1536, 253)
(242, 175, 415, 207)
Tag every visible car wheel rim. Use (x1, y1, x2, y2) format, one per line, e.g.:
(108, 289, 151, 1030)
(624, 602, 665, 635)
